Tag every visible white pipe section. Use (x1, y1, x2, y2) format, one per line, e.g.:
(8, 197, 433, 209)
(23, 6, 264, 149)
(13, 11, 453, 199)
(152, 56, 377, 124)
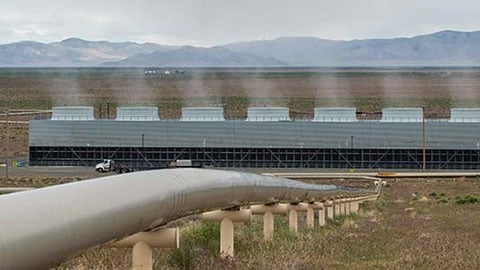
(0, 187, 35, 194)
(0, 168, 361, 269)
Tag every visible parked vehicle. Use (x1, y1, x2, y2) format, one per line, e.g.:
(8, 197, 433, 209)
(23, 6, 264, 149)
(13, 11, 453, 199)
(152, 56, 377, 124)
(168, 159, 204, 168)
(95, 159, 133, 174)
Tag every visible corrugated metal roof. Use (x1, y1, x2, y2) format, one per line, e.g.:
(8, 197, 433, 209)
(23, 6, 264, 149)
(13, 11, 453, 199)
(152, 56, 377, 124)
(450, 108, 480, 122)
(246, 107, 290, 121)
(313, 107, 357, 122)
(116, 107, 159, 121)
(381, 108, 423, 122)
(51, 107, 94, 121)
(181, 107, 225, 121)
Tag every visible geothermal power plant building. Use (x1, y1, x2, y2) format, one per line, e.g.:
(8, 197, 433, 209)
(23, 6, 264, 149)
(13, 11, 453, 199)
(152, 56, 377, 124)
(29, 106, 480, 170)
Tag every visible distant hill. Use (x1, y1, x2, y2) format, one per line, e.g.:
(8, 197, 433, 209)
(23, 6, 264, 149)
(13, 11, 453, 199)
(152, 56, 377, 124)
(225, 30, 480, 66)
(2, 30, 480, 67)
(0, 38, 176, 66)
(103, 46, 288, 67)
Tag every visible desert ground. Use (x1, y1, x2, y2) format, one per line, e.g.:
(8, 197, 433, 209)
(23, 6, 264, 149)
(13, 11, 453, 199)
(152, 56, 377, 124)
(1, 68, 480, 269)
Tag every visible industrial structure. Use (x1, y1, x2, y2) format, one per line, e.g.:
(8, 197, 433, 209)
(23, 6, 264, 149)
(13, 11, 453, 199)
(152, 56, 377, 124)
(29, 106, 480, 170)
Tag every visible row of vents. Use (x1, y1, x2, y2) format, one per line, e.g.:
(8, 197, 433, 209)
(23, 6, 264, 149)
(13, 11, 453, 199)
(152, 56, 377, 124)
(50, 106, 480, 122)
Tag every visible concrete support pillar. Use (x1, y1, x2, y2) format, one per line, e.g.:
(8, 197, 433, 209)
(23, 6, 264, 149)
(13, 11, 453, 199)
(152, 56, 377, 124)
(325, 200, 334, 220)
(351, 199, 359, 213)
(287, 203, 308, 232)
(263, 211, 274, 240)
(318, 204, 326, 226)
(341, 198, 347, 215)
(306, 206, 314, 228)
(307, 202, 324, 227)
(334, 198, 341, 217)
(345, 199, 351, 215)
(201, 209, 251, 258)
(340, 198, 345, 216)
(111, 228, 179, 270)
(220, 218, 234, 258)
(250, 203, 287, 240)
(289, 209, 298, 232)
(132, 241, 152, 270)
(357, 197, 366, 208)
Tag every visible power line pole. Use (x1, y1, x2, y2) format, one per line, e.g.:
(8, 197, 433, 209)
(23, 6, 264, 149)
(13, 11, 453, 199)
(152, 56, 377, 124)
(422, 104, 426, 172)
(5, 108, 9, 179)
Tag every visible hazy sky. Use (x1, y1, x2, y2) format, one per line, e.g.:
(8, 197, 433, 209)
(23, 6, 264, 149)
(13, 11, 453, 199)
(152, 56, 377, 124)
(1, 0, 480, 46)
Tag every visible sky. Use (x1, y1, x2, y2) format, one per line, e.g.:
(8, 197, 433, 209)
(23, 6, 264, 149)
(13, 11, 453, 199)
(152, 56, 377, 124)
(1, 0, 480, 46)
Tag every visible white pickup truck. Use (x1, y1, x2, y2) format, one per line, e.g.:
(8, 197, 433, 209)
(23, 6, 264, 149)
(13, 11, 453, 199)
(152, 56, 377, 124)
(95, 159, 133, 174)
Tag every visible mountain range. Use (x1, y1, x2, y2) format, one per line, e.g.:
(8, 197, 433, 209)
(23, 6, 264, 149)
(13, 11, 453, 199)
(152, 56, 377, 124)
(1, 30, 480, 67)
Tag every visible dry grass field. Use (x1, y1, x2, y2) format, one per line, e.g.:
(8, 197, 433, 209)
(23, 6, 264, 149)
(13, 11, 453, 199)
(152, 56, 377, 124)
(1, 68, 480, 117)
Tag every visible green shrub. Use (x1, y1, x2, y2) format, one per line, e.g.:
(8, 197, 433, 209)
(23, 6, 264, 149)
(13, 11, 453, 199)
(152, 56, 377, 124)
(455, 195, 479, 205)
(438, 198, 449, 204)
(168, 221, 220, 269)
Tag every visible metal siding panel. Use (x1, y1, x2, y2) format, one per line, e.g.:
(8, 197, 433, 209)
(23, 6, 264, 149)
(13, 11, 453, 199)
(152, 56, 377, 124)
(29, 120, 480, 150)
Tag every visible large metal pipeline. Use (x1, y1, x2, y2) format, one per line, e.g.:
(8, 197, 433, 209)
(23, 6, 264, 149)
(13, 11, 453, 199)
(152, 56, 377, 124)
(0, 168, 368, 269)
